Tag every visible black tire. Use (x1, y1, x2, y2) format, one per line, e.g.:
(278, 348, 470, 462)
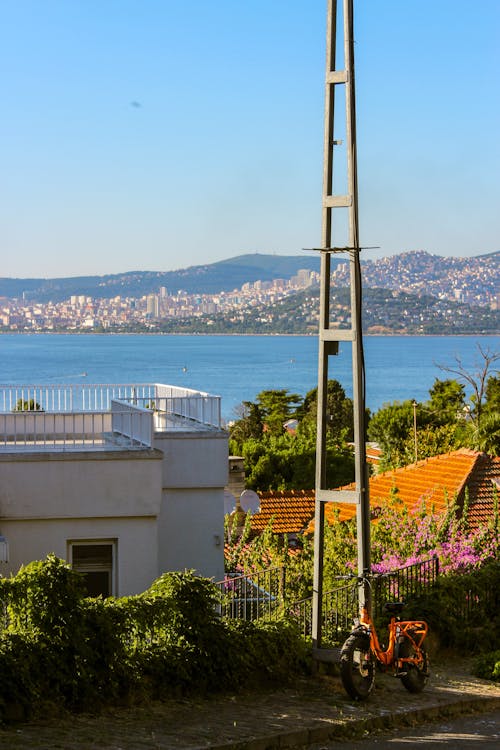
(398, 638, 429, 693)
(340, 632, 375, 701)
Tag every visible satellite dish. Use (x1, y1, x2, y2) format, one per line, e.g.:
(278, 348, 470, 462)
(240, 489, 260, 515)
(224, 490, 236, 516)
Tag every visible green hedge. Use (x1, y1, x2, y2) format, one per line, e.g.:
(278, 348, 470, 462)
(473, 650, 500, 681)
(0, 556, 309, 721)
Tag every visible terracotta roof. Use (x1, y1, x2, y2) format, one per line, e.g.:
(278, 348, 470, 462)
(317, 449, 499, 532)
(366, 443, 382, 464)
(244, 450, 498, 537)
(461, 452, 500, 528)
(250, 490, 315, 534)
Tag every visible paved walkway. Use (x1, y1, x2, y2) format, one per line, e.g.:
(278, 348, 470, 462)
(1, 659, 499, 749)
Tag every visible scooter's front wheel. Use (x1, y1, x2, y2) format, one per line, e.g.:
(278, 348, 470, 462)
(340, 632, 375, 701)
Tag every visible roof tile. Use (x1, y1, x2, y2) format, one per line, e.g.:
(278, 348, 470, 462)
(249, 450, 499, 536)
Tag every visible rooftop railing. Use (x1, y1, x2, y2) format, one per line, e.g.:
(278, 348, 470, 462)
(0, 408, 153, 451)
(0, 383, 222, 451)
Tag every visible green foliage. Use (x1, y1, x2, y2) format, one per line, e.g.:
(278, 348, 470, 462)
(404, 562, 500, 653)
(400, 423, 467, 463)
(473, 411, 500, 455)
(297, 380, 355, 444)
(473, 650, 500, 681)
(229, 384, 356, 491)
(5, 554, 85, 636)
(0, 559, 309, 722)
(229, 400, 264, 448)
(12, 398, 43, 412)
(239, 432, 354, 492)
(367, 400, 415, 469)
(425, 378, 466, 425)
(254, 388, 301, 438)
(368, 366, 500, 467)
(484, 375, 500, 415)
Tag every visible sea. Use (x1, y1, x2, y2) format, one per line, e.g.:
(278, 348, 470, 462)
(0, 334, 497, 422)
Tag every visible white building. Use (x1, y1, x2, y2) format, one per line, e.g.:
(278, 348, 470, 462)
(0, 383, 228, 596)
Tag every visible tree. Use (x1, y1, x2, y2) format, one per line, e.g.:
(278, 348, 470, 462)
(484, 375, 500, 416)
(438, 344, 500, 430)
(254, 389, 301, 437)
(297, 379, 355, 444)
(229, 401, 263, 451)
(400, 423, 465, 463)
(240, 432, 354, 492)
(367, 400, 415, 469)
(473, 412, 500, 456)
(424, 378, 466, 425)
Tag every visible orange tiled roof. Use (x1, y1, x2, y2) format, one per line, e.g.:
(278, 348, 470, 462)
(249, 451, 498, 537)
(462, 452, 500, 528)
(317, 449, 498, 531)
(250, 489, 315, 534)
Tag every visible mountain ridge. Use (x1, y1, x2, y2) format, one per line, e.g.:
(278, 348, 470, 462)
(0, 254, 323, 303)
(0, 250, 497, 305)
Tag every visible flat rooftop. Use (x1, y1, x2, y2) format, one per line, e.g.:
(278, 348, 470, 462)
(0, 382, 222, 452)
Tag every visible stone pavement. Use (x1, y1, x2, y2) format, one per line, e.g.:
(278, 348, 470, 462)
(1, 658, 500, 749)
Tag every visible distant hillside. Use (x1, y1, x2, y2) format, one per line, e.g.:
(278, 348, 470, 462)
(0, 249, 497, 307)
(335, 249, 499, 307)
(0, 254, 322, 303)
(151, 286, 500, 336)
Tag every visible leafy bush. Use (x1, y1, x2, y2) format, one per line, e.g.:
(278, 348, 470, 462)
(473, 650, 500, 681)
(0, 558, 309, 721)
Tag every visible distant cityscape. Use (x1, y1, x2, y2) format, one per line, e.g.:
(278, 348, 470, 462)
(0, 270, 318, 333)
(0, 250, 498, 334)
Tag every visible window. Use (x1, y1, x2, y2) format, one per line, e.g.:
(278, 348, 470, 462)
(69, 540, 116, 597)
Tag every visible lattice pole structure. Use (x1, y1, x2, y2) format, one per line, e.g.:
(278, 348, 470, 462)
(311, 0, 371, 657)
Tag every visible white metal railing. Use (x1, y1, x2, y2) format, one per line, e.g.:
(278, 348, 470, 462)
(0, 383, 221, 429)
(111, 400, 154, 447)
(0, 383, 157, 413)
(151, 384, 221, 428)
(0, 383, 222, 450)
(131, 395, 221, 430)
(0, 409, 153, 451)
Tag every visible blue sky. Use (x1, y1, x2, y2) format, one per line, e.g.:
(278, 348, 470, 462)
(1, 0, 499, 278)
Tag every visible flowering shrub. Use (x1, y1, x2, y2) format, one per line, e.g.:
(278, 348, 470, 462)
(370, 491, 499, 576)
(226, 488, 499, 597)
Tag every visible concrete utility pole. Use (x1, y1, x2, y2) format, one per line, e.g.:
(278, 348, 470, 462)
(311, 0, 371, 658)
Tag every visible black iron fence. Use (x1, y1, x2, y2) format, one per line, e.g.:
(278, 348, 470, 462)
(288, 582, 356, 644)
(218, 557, 440, 644)
(215, 567, 286, 621)
(371, 556, 440, 619)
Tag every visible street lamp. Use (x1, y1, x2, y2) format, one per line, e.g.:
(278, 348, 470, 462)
(412, 400, 418, 463)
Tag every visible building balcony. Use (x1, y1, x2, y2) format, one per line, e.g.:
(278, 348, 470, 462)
(0, 383, 222, 453)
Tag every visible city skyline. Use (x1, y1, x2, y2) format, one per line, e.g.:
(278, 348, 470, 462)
(1, 1, 499, 278)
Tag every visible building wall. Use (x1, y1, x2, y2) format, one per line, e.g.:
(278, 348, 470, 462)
(0, 516, 158, 596)
(0, 449, 162, 519)
(0, 428, 228, 592)
(0, 449, 163, 596)
(154, 430, 227, 582)
(157, 488, 225, 582)
(154, 431, 228, 488)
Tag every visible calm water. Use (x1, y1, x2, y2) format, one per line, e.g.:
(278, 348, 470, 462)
(0, 334, 496, 421)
